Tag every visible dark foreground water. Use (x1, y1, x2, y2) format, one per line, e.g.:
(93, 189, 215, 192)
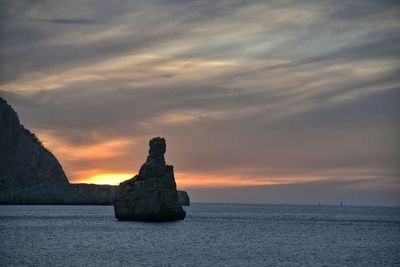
(0, 204, 399, 266)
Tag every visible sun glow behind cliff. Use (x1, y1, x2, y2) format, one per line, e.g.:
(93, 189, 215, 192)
(74, 173, 133, 185)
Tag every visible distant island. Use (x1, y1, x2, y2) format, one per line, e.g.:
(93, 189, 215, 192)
(0, 97, 189, 206)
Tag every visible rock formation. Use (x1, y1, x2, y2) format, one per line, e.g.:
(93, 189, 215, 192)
(178, 190, 190, 206)
(0, 96, 190, 205)
(114, 137, 186, 221)
(1, 97, 69, 203)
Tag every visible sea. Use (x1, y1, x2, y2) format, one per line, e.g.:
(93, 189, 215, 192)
(0, 204, 399, 266)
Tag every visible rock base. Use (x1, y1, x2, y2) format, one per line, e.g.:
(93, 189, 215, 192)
(114, 165, 186, 222)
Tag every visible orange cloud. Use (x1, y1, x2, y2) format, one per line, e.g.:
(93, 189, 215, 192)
(38, 131, 133, 160)
(174, 172, 323, 188)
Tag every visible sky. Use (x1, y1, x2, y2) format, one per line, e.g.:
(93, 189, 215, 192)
(0, 0, 399, 206)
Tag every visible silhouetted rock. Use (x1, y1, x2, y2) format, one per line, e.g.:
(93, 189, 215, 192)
(0, 97, 115, 205)
(114, 137, 186, 221)
(178, 190, 190, 206)
(0, 97, 69, 203)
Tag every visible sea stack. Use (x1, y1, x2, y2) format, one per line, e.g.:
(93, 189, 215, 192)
(114, 137, 186, 221)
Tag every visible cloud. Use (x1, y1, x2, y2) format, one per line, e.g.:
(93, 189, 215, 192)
(25, 18, 102, 24)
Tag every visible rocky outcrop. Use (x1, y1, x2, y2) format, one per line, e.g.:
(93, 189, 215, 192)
(114, 137, 186, 221)
(178, 190, 190, 206)
(0, 96, 72, 203)
(0, 97, 118, 204)
(0, 96, 190, 205)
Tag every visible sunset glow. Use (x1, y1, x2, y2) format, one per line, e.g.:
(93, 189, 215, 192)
(72, 171, 321, 188)
(39, 131, 134, 160)
(173, 172, 323, 188)
(75, 173, 133, 185)
(71, 171, 323, 188)
(34, 128, 399, 192)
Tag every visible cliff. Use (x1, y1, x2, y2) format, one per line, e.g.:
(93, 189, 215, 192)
(0, 97, 189, 205)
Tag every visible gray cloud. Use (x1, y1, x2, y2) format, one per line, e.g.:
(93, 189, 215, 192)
(25, 18, 102, 24)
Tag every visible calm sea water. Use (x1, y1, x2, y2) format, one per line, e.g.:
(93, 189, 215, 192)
(0, 204, 399, 266)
